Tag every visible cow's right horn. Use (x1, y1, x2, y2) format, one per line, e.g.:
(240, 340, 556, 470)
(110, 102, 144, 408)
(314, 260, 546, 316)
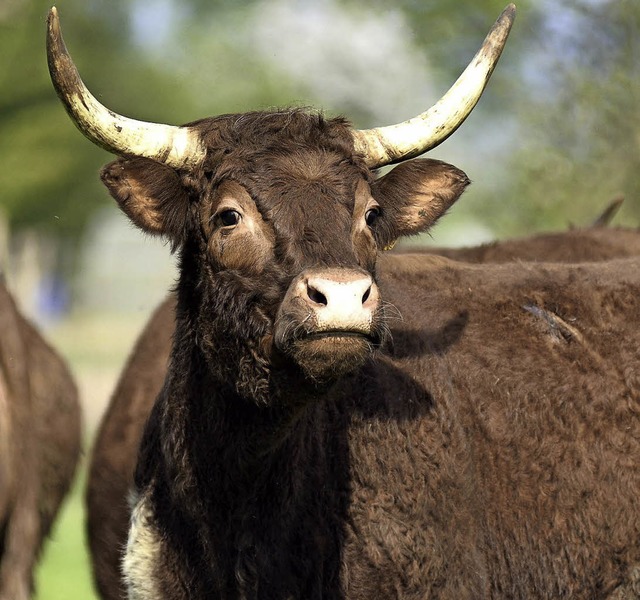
(47, 7, 207, 170)
(352, 4, 516, 169)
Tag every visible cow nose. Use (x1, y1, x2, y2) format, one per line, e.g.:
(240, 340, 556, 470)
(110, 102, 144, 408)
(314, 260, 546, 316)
(305, 276, 373, 309)
(302, 269, 379, 333)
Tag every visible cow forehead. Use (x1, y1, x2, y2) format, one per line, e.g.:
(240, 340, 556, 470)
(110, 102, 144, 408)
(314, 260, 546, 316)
(245, 147, 367, 193)
(214, 151, 372, 267)
(232, 149, 368, 221)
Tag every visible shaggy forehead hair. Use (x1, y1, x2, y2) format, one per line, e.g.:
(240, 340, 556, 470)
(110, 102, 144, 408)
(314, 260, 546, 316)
(192, 109, 363, 170)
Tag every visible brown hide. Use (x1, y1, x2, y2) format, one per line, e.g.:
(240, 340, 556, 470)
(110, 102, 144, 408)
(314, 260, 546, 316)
(408, 226, 640, 263)
(0, 283, 82, 600)
(87, 297, 175, 600)
(339, 253, 640, 598)
(87, 226, 640, 600)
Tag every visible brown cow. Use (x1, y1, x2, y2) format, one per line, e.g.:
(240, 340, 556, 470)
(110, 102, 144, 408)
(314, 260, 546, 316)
(49, 4, 640, 599)
(86, 215, 640, 600)
(0, 281, 82, 600)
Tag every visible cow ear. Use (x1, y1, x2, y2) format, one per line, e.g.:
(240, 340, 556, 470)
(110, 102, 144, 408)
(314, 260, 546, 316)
(371, 158, 470, 245)
(100, 158, 191, 241)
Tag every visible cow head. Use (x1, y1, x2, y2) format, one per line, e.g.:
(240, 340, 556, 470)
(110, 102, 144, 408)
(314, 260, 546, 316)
(47, 6, 514, 401)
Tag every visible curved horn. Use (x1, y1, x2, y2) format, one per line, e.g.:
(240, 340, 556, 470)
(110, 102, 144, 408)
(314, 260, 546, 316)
(352, 4, 516, 169)
(46, 7, 207, 170)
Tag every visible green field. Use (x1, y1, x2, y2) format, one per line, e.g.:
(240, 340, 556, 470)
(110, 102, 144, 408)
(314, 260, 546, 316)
(34, 465, 99, 600)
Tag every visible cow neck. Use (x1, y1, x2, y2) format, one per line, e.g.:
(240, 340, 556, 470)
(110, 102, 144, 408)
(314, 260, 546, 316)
(169, 245, 337, 464)
(169, 323, 333, 475)
(154, 322, 352, 598)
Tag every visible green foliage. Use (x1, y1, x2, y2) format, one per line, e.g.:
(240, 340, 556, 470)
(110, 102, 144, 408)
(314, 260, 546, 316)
(346, 0, 537, 70)
(2, 0, 639, 249)
(491, 0, 640, 234)
(0, 1, 149, 241)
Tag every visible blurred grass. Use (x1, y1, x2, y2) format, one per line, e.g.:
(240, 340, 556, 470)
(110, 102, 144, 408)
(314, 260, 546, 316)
(45, 309, 153, 370)
(34, 464, 99, 600)
(44, 308, 153, 434)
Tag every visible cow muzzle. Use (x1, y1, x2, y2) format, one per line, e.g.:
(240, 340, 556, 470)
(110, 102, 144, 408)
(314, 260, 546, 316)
(274, 268, 385, 381)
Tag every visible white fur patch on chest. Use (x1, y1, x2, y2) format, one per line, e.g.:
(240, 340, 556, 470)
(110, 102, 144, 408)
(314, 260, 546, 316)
(124, 492, 163, 600)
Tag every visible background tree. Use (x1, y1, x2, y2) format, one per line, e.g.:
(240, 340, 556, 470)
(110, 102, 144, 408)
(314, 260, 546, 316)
(487, 0, 640, 234)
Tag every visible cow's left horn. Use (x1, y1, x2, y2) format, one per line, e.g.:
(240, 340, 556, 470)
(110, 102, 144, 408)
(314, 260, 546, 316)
(47, 7, 207, 170)
(352, 4, 516, 169)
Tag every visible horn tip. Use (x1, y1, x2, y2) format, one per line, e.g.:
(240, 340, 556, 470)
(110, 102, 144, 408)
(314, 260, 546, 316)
(48, 6, 58, 23)
(47, 6, 60, 38)
(488, 4, 516, 45)
(501, 4, 517, 22)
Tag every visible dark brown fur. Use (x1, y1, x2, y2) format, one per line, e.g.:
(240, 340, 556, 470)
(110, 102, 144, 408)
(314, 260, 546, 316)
(0, 282, 82, 600)
(411, 226, 640, 263)
(86, 109, 640, 599)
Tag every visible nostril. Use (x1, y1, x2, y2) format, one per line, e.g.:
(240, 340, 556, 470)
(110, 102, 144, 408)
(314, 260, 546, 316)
(307, 284, 327, 306)
(362, 287, 371, 305)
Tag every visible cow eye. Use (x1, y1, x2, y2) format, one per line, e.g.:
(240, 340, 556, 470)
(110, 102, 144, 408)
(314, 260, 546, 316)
(365, 207, 381, 227)
(218, 209, 241, 228)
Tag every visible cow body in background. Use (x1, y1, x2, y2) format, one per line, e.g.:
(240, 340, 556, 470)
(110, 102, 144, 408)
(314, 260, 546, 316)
(87, 296, 175, 600)
(417, 226, 640, 264)
(0, 282, 82, 600)
(103, 251, 640, 600)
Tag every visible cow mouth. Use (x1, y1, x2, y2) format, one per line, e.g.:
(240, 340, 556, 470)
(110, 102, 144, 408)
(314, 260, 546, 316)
(304, 330, 375, 342)
(278, 327, 383, 383)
